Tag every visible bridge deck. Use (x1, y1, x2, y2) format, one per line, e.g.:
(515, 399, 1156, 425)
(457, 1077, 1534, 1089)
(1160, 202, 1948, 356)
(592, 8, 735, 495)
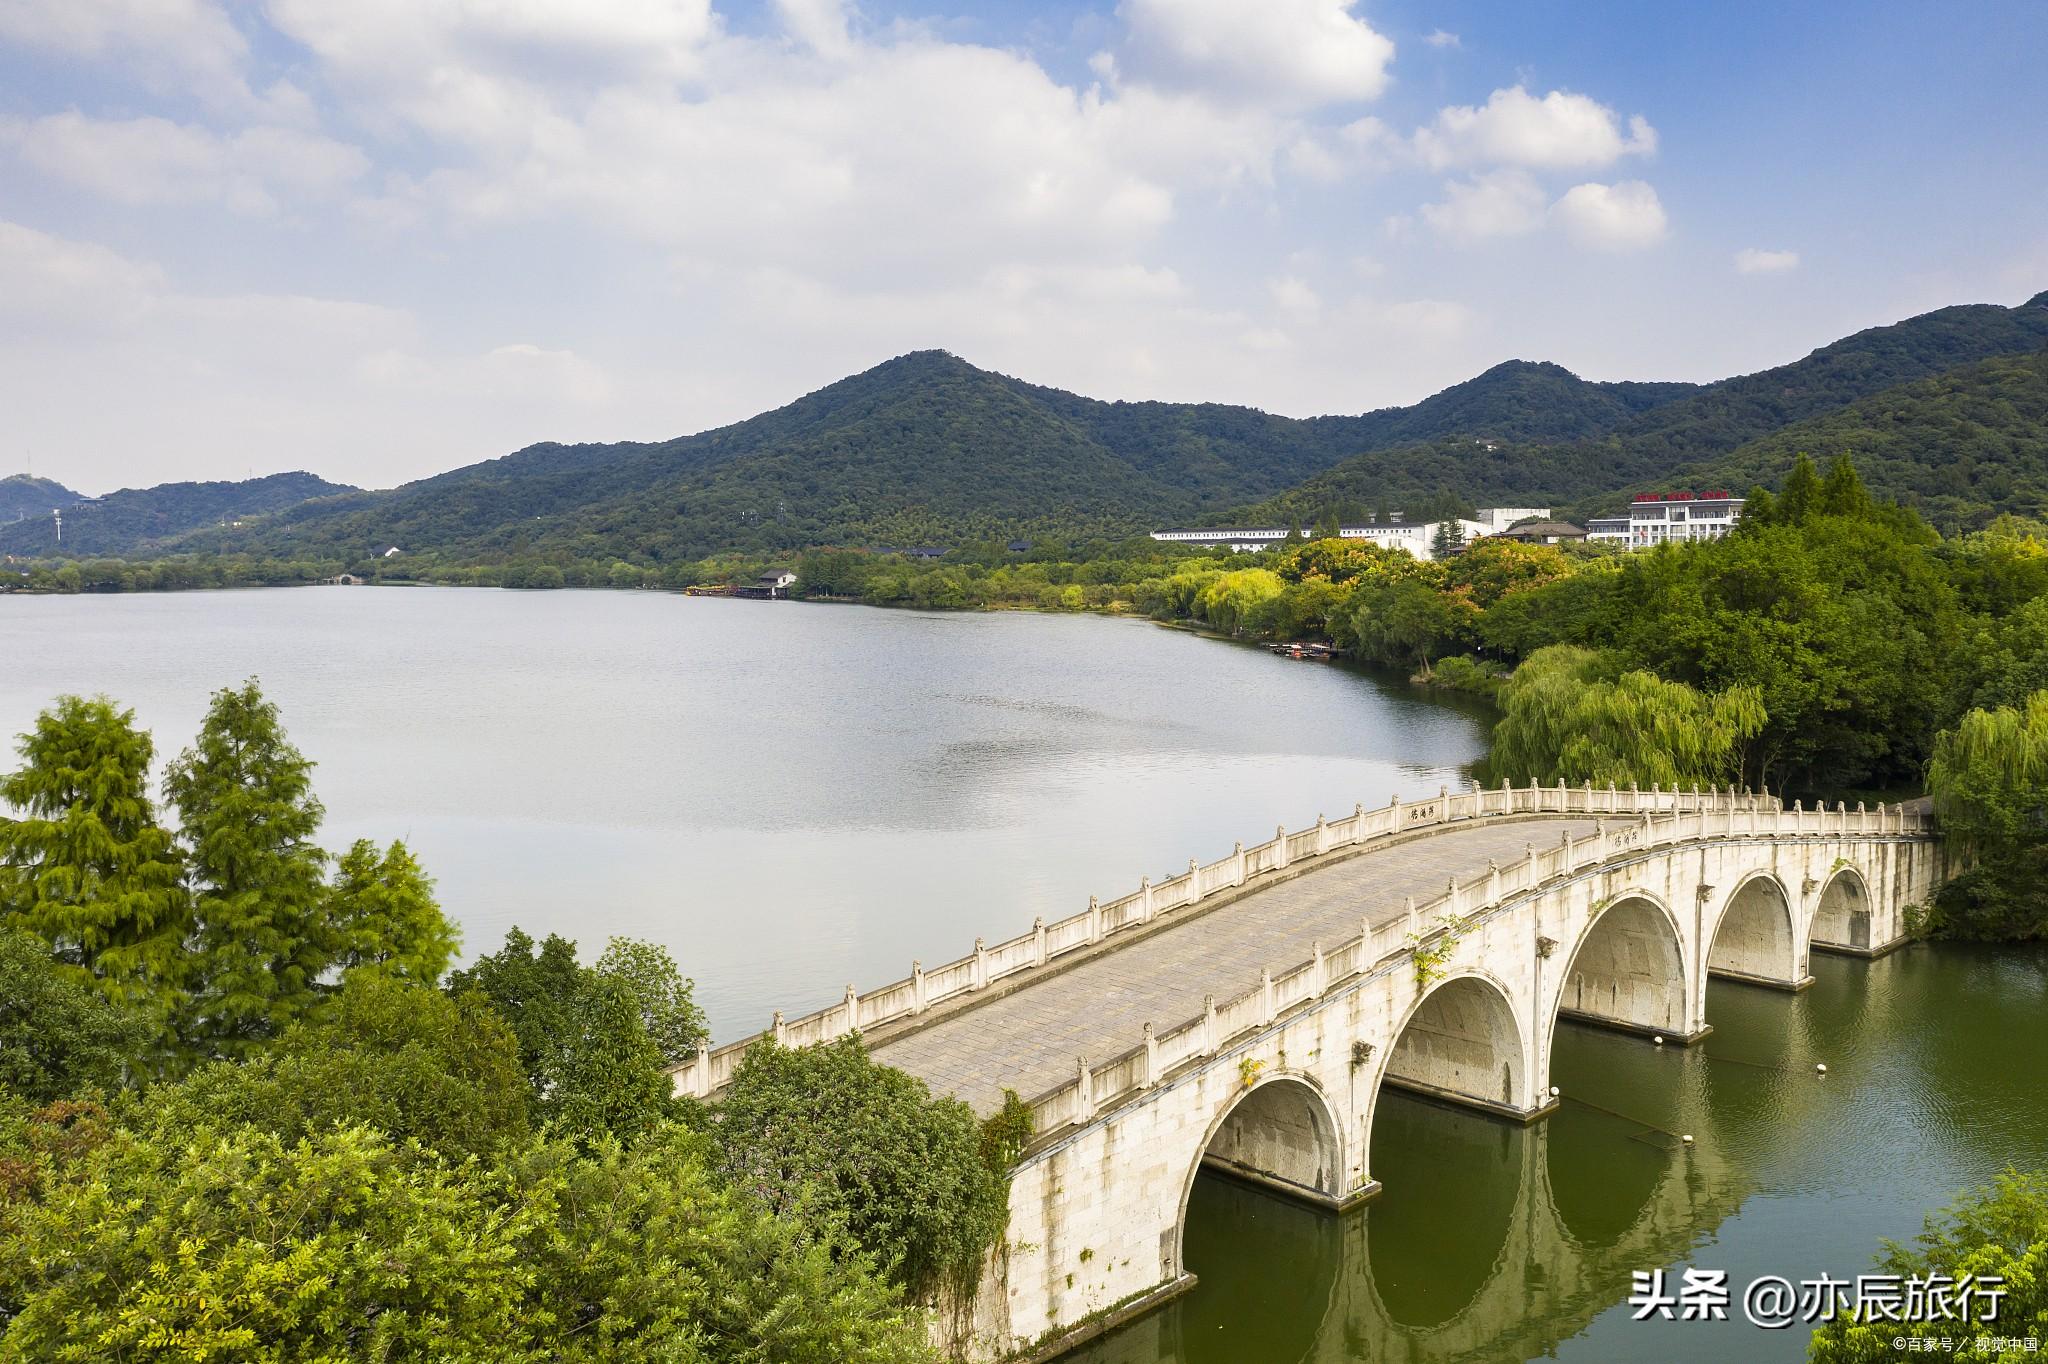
(872, 816, 1600, 1114)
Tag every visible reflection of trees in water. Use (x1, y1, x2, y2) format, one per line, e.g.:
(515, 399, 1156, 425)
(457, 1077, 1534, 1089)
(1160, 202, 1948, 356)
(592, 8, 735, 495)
(1071, 950, 2048, 1364)
(1365, 1096, 1525, 1329)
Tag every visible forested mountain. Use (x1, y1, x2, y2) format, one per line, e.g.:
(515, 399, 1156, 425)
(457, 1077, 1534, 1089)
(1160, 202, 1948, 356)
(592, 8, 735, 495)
(1243, 292, 2048, 528)
(25, 290, 2048, 565)
(0, 471, 355, 557)
(1656, 351, 2048, 529)
(0, 474, 81, 522)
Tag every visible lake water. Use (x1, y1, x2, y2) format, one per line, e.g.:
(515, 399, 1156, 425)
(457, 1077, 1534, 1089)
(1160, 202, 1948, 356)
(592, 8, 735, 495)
(0, 586, 1490, 1035)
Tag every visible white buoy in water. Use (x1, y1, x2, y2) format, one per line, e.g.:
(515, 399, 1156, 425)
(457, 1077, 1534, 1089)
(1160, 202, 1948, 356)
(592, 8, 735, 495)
(1682, 1134, 1694, 1145)
(1816, 1063, 1828, 1074)
(1653, 1034, 1664, 1045)
(1550, 1085, 1560, 1098)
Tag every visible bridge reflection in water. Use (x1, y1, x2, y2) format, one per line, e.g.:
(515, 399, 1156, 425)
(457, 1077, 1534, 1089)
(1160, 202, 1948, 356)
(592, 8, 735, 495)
(1067, 959, 1930, 1364)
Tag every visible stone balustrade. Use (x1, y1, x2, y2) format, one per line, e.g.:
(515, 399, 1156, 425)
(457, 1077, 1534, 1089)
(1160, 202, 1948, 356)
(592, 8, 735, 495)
(1014, 796, 1931, 1146)
(666, 778, 1838, 1100)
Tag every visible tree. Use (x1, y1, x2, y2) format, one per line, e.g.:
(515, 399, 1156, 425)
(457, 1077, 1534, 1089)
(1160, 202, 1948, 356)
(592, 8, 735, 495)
(1194, 568, 1285, 636)
(716, 1035, 1009, 1301)
(449, 928, 678, 1144)
(1778, 451, 1823, 523)
(594, 937, 708, 1066)
(1819, 452, 1874, 517)
(1430, 517, 1467, 558)
(0, 696, 187, 1010)
(324, 838, 457, 985)
(1311, 508, 1341, 541)
(1810, 1170, 2048, 1361)
(164, 970, 531, 1162)
(166, 680, 331, 1058)
(1486, 645, 1767, 787)
(1345, 576, 1474, 672)
(1925, 692, 2048, 939)
(0, 926, 154, 1103)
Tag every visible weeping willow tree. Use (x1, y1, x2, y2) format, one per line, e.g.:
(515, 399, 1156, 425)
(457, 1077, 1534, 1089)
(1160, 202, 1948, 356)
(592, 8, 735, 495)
(1487, 646, 1767, 788)
(1925, 691, 2048, 939)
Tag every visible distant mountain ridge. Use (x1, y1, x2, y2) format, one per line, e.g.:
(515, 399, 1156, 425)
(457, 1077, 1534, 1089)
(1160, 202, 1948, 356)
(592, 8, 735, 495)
(1242, 292, 2048, 531)
(0, 474, 82, 523)
(20, 289, 2048, 563)
(0, 471, 357, 557)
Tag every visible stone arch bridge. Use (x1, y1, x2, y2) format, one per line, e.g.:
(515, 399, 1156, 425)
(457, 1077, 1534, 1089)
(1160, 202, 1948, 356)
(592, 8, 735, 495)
(667, 783, 1948, 1361)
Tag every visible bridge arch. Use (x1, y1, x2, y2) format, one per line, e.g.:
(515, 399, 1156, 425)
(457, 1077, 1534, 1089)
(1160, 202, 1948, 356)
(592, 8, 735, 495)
(1552, 890, 1693, 1042)
(1375, 969, 1531, 1120)
(1705, 870, 1802, 988)
(1175, 1071, 1345, 1272)
(1809, 864, 1874, 954)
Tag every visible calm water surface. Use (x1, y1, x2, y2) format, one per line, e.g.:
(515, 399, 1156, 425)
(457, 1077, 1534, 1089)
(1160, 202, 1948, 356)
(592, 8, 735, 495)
(0, 586, 1489, 1034)
(1073, 946, 2048, 1364)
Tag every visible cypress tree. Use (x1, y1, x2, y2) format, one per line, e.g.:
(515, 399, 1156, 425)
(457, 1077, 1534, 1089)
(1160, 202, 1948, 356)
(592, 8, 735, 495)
(1779, 452, 1823, 524)
(323, 838, 457, 986)
(166, 679, 329, 1058)
(0, 696, 188, 1009)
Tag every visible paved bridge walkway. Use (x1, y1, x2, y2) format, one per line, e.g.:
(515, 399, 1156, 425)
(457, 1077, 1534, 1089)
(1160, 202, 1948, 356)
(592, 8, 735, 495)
(871, 817, 1597, 1112)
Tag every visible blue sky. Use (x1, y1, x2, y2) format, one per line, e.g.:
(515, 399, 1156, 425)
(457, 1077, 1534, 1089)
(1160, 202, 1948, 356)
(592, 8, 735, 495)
(3, 0, 2044, 493)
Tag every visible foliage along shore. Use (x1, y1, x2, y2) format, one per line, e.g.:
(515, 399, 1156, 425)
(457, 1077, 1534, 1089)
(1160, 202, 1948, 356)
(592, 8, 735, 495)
(0, 682, 1026, 1359)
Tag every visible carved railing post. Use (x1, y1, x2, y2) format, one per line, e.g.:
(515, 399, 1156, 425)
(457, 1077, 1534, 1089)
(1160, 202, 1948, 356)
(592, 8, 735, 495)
(1311, 941, 1326, 994)
(1352, 802, 1366, 842)
(842, 984, 859, 1035)
(1274, 824, 1290, 871)
(691, 1039, 711, 1097)
(1487, 858, 1502, 903)
(911, 959, 927, 1014)
(1076, 1056, 1095, 1119)
(772, 1010, 787, 1046)
(1141, 1022, 1158, 1086)
(1186, 857, 1202, 905)
(1233, 840, 1247, 887)
(1404, 895, 1418, 938)
(1033, 916, 1047, 966)
(1203, 993, 1218, 1054)
(1259, 968, 1275, 1025)
(1594, 819, 1608, 862)
(1087, 896, 1102, 943)
(1139, 878, 1154, 924)
(972, 937, 988, 990)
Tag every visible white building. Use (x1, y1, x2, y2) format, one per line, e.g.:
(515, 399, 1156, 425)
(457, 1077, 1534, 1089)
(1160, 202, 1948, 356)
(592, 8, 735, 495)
(1586, 492, 1745, 548)
(1150, 507, 1551, 562)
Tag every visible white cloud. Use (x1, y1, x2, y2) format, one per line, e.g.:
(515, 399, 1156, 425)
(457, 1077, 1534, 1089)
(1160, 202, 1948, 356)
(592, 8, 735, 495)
(0, 0, 249, 98)
(2, 113, 369, 212)
(1421, 169, 1548, 242)
(1415, 85, 1656, 170)
(1269, 274, 1320, 321)
(1553, 180, 1669, 251)
(1422, 29, 1460, 49)
(1735, 247, 1800, 274)
(1116, 0, 1395, 107)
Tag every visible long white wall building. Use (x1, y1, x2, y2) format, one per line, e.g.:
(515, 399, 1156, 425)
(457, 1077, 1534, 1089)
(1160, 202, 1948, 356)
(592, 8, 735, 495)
(1150, 508, 1551, 562)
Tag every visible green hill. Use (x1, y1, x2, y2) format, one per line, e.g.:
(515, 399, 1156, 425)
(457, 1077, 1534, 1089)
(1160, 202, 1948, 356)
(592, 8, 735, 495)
(1242, 292, 2048, 526)
(25, 289, 2048, 566)
(0, 474, 82, 523)
(1655, 350, 2048, 530)
(156, 354, 1708, 563)
(0, 472, 357, 558)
